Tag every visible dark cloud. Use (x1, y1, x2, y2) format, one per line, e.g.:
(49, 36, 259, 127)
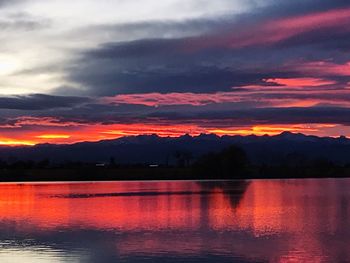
(259, 91, 350, 102)
(13, 100, 350, 128)
(146, 105, 350, 127)
(86, 38, 182, 59)
(1, 89, 350, 131)
(2, 0, 350, 136)
(262, 0, 350, 17)
(63, 0, 350, 96)
(0, 94, 91, 110)
(42, 103, 156, 125)
(67, 38, 297, 95)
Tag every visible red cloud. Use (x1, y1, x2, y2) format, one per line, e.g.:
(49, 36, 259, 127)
(184, 8, 350, 51)
(293, 61, 350, 77)
(102, 92, 242, 107)
(264, 78, 336, 87)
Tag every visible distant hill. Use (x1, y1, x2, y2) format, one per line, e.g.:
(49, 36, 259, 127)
(0, 132, 350, 165)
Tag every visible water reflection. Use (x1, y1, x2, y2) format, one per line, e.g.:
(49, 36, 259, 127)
(0, 179, 348, 262)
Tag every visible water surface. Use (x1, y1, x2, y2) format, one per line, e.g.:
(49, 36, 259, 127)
(0, 179, 348, 262)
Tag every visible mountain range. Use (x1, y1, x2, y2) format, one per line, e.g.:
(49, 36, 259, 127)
(0, 132, 349, 166)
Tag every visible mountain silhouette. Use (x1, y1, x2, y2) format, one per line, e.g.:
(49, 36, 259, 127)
(0, 132, 349, 165)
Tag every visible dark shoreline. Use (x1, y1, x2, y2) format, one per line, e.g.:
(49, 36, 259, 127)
(0, 167, 349, 183)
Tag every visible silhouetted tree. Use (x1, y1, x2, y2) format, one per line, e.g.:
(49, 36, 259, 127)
(193, 145, 249, 178)
(10, 160, 35, 169)
(311, 158, 336, 177)
(37, 158, 50, 168)
(109, 156, 117, 167)
(284, 152, 308, 168)
(174, 150, 193, 167)
(0, 159, 7, 168)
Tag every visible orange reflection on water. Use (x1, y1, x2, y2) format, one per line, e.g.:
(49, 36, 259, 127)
(0, 182, 205, 231)
(0, 180, 348, 262)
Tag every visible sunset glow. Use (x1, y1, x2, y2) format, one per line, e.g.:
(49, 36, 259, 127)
(208, 125, 317, 136)
(1, 1, 350, 263)
(0, 139, 35, 146)
(0, 0, 350, 145)
(265, 78, 336, 87)
(35, 134, 71, 139)
(0, 122, 346, 146)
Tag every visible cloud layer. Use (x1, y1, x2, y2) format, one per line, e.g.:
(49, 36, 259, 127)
(1, 0, 350, 144)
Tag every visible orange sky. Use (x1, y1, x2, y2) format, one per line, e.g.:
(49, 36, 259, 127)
(0, 122, 348, 146)
(1, 2, 350, 147)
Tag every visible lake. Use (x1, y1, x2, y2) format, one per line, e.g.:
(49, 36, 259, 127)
(0, 179, 348, 262)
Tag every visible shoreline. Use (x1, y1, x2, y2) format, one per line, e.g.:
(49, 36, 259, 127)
(0, 167, 349, 183)
(0, 177, 350, 185)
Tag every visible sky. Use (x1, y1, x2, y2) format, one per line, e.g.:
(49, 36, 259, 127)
(1, 0, 350, 145)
